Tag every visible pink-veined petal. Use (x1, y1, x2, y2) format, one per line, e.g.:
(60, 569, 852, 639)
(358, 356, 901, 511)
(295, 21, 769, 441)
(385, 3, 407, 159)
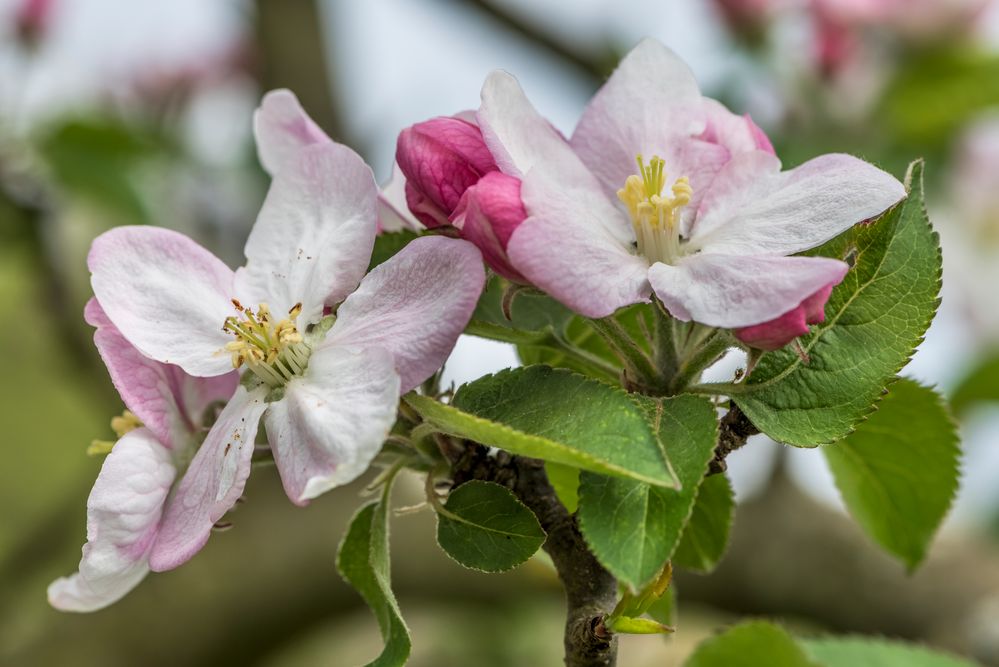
(506, 168, 652, 319)
(648, 253, 850, 328)
(234, 142, 378, 324)
(326, 236, 485, 393)
(148, 385, 268, 572)
(48, 428, 175, 612)
(88, 226, 236, 377)
(477, 70, 592, 186)
(266, 346, 400, 505)
(689, 152, 906, 256)
(254, 89, 331, 176)
(570, 39, 706, 199)
(85, 298, 238, 450)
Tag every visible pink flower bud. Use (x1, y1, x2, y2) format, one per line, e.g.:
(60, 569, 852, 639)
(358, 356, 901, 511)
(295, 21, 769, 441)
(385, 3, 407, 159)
(396, 116, 498, 228)
(14, 0, 53, 49)
(735, 282, 836, 351)
(452, 172, 528, 283)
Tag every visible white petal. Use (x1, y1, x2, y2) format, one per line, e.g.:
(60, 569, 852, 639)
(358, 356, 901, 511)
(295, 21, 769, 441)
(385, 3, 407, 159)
(254, 89, 332, 175)
(88, 226, 237, 377)
(266, 346, 400, 505)
(234, 143, 378, 324)
(326, 236, 485, 393)
(477, 70, 593, 186)
(689, 152, 907, 256)
(570, 39, 706, 199)
(506, 167, 652, 319)
(648, 253, 850, 328)
(48, 429, 175, 612)
(148, 385, 268, 572)
(378, 161, 423, 232)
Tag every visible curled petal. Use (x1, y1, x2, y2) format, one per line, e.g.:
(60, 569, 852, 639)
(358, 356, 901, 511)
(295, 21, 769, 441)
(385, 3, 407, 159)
(48, 429, 175, 612)
(327, 236, 486, 393)
(148, 385, 268, 572)
(378, 162, 422, 232)
(88, 226, 236, 378)
(700, 97, 775, 156)
(85, 298, 237, 449)
(235, 142, 378, 323)
(648, 253, 849, 328)
(266, 346, 400, 504)
(254, 89, 331, 176)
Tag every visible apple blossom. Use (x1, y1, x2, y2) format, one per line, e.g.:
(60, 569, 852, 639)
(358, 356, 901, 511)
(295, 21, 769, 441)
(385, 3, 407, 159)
(87, 103, 485, 570)
(474, 38, 904, 342)
(48, 299, 239, 612)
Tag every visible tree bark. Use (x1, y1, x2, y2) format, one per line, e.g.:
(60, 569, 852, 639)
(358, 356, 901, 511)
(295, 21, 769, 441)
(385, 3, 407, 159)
(452, 444, 619, 667)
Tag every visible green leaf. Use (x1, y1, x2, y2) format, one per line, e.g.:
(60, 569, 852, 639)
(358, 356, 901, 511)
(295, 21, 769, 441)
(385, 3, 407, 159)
(577, 394, 718, 589)
(673, 473, 735, 573)
(336, 482, 410, 666)
(545, 461, 580, 513)
(684, 621, 820, 667)
(436, 480, 545, 572)
(405, 366, 677, 487)
(367, 230, 419, 271)
(823, 378, 959, 569)
(472, 275, 575, 336)
(729, 160, 940, 446)
(645, 584, 676, 627)
(802, 637, 978, 667)
(950, 350, 999, 417)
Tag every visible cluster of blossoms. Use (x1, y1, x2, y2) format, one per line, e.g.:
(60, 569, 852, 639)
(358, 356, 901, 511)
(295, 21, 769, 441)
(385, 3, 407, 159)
(50, 39, 903, 611)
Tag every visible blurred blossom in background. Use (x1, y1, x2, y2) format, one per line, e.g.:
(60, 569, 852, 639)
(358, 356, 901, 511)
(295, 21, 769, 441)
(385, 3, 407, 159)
(4, 0, 999, 665)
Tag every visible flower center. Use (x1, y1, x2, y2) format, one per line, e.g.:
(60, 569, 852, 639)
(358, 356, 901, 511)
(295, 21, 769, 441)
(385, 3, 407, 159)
(222, 300, 311, 387)
(617, 155, 692, 265)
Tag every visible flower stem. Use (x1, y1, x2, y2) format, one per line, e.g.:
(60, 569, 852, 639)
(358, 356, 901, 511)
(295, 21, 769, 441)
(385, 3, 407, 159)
(589, 316, 661, 390)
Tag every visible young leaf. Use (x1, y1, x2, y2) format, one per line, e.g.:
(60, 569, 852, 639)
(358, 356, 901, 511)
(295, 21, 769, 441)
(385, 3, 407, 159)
(823, 378, 959, 570)
(673, 473, 735, 574)
(336, 487, 410, 666)
(728, 160, 940, 446)
(405, 366, 678, 487)
(471, 275, 575, 336)
(545, 461, 580, 513)
(577, 394, 718, 589)
(684, 621, 820, 667)
(950, 350, 999, 418)
(436, 480, 545, 572)
(367, 230, 419, 271)
(802, 637, 977, 667)
(645, 584, 676, 627)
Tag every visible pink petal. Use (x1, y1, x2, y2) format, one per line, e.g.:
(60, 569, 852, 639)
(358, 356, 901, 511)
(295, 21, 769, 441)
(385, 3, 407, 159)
(570, 39, 706, 199)
(265, 346, 400, 504)
(48, 428, 175, 612)
(148, 385, 268, 572)
(452, 171, 528, 282)
(735, 281, 840, 350)
(234, 142, 378, 324)
(507, 168, 652, 319)
(700, 97, 775, 156)
(395, 116, 498, 227)
(88, 226, 236, 378)
(326, 236, 486, 393)
(689, 152, 906, 256)
(85, 298, 238, 450)
(477, 71, 592, 186)
(253, 89, 331, 176)
(648, 253, 849, 328)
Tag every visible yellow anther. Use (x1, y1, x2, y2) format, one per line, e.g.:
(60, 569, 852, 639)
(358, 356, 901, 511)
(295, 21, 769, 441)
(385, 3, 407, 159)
(111, 410, 142, 438)
(619, 155, 693, 265)
(221, 301, 311, 387)
(87, 439, 116, 457)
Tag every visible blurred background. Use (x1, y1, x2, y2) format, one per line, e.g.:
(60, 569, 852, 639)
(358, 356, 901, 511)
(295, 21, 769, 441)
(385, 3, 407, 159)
(3, 0, 999, 665)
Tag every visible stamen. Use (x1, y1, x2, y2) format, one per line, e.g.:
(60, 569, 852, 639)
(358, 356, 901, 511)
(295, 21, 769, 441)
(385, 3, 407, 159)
(221, 302, 311, 387)
(617, 155, 692, 265)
